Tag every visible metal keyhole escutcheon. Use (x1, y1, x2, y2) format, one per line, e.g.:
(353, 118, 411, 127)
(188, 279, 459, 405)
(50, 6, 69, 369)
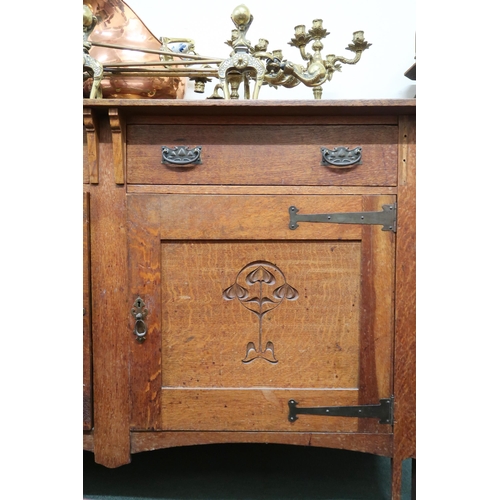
(131, 297, 148, 342)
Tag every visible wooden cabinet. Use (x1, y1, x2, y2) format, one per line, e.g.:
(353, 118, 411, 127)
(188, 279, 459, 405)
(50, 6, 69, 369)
(83, 99, 415, 499)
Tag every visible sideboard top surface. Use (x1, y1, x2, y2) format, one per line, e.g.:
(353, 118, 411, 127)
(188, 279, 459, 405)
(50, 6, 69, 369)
(82, 99, 416, 117)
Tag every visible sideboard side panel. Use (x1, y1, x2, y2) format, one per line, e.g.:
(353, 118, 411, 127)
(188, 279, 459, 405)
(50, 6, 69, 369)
(392, 115, 416, 498)
(90, 115, 131, 467)
(83, 192, 92, 430)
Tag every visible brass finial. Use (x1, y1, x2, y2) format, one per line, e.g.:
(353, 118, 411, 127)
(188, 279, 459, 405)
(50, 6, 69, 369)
(231, 5, 251, 26)
(83, 5, 93, 27)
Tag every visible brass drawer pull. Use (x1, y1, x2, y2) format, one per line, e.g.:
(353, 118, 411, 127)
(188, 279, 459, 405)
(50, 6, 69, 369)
(161, 145, 202, 166)
(320, 146, 362, 168)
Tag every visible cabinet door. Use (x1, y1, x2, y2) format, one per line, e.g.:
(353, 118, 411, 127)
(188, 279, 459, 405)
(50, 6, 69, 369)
(128, 194, 395, 433)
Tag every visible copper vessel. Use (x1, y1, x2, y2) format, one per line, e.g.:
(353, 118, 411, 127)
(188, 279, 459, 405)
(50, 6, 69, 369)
(83, 0, 185, 99)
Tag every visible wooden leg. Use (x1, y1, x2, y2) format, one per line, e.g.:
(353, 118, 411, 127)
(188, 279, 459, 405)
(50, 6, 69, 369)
(391, 457, 403, 500)
(391, 456, 416, 500)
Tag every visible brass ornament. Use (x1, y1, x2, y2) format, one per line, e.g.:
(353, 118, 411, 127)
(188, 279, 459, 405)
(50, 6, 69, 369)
(83, 5, 103, 99)
(83, 1, 371, 100)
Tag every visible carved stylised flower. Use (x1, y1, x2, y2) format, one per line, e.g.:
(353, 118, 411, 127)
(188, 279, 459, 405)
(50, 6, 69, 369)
(223, 261, 299, 364)
(246, 265, 276, 285)
(223, 282, 248, 301)
(273, 283, 299, 301)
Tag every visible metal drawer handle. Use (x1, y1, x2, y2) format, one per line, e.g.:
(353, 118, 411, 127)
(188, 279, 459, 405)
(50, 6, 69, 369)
(161, 145, 202, 166)
(321, 146, 362, 168)
(131, 297, 148, 343)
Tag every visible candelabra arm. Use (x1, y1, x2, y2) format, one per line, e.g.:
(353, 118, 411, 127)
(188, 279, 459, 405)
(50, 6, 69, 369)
(280, 59, 327, 87)
(299, 45, 312, 62)
(331, 31, 371, 66)
(331, 52, 361, 66)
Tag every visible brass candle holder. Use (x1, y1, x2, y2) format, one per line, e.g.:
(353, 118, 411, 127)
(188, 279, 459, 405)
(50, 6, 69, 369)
(83, 2, 371, 100)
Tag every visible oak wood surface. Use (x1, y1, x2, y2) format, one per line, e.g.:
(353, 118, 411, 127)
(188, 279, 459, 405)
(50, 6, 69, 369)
(128, 185, 398, 195)
(83, 98, 416, 117)
(89, 117, 131, 467)
(83, 109, 99, 184)
(161, 240, 362, 390)
(126, 193, 395, 434)
(358, 195, 395, 434)
(127, 124, 398, 186)
(391, 116, 416, 500)
(109, 108, 125, 185)
(83, 100, 415, 494)
(130, 431, 393, 457)
(159, 194, 364, 241)
(83, 432, 94, 452)
(128, 115, 398, 126)
(83, 126, 89, 184)
(127, 195, 163, 431)
(160, 389, 377, 432)
(83, 193, 92, 430)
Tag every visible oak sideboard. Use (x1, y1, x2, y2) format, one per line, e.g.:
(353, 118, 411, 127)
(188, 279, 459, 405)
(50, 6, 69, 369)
(83, 99, 416, 499)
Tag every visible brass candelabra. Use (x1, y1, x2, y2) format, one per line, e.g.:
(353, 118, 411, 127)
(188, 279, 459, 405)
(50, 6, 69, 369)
(83, 3, 371, 100)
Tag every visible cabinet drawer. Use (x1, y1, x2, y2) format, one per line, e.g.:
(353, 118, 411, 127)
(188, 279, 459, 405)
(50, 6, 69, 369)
(127, 124, 398, 186)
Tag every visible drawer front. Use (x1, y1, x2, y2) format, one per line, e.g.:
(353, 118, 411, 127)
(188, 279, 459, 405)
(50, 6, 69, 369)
(127, 124, 398, 186)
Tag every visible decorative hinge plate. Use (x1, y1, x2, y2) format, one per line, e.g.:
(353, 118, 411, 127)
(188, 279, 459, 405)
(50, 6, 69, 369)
(288, 396, 394, 425)
(289, 204, 397, 232)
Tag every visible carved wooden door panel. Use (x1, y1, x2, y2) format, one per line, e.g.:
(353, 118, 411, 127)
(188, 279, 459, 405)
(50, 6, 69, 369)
(128, 193, 395, 433)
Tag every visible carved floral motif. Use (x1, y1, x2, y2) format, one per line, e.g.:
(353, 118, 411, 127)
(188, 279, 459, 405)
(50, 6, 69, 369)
(223, 261, 298, 363)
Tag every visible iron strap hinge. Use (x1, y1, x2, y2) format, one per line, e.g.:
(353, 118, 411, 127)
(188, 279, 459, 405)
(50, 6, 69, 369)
(288, 396, 394, 425)
(289, 204, 397, 232)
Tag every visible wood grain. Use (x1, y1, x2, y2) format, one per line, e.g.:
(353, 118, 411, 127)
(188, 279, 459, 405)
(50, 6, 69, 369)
(109, 108, 125, 185)
(128, 115, 398, 126)
(161, 241, 362, 390)
(391, 116, 416, 499)
(83, 431, 94, 452)
(159, 194, 363, 241)
(128, 185, 398, 195)
(358, 195, 396, 433)
(83, 101, 416, 493)
(83, 192, 92, 430)
(127, 124, 398, 186)
(128, 195, 162, 430)
(83, 98, 416, 118)
(131, 431, 393, 457)
(83, 126, 89, 184)
(89, 116, 131, 467)
(83, 108, 99, 184)
(152, 194, 394, 433)
(161, 389, 361, 432)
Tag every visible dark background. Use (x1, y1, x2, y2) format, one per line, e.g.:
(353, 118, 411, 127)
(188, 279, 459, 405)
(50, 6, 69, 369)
(84, 443, 413, 499)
